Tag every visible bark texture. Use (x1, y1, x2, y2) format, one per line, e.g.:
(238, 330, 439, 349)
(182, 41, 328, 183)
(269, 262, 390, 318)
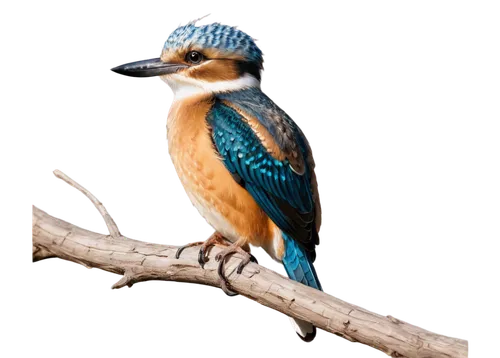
(32, 171, 468, 358)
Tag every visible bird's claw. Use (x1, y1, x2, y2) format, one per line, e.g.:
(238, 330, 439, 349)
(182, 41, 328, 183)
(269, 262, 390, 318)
(215, 245, 258, 296)
(238, 253, 258, 274)
(175, 232, 229, 268)
(198, 248, 207, 268)
(176, 234, 257, 296)
(175, 241, 204, 259)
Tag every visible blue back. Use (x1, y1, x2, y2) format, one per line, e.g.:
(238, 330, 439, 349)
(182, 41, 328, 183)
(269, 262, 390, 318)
(207, 89, 322, 291)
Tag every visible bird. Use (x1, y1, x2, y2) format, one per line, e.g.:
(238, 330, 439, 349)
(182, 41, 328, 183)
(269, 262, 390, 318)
(112, 19, 323, 342)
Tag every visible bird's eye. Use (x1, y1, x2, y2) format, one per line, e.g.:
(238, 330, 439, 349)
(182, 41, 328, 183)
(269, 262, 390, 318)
(186, 51, 203, 64)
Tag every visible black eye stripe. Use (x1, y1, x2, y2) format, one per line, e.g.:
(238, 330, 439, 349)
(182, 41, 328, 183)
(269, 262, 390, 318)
(236, 61, 261, 81)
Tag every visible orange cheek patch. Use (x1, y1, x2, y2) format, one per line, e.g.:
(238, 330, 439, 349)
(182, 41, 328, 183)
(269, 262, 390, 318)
(161, 46, 247, 83)
(187, 60, 240, 82)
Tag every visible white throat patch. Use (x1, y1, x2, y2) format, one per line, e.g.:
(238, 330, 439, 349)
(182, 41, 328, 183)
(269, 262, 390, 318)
(161, 73, 260, 100)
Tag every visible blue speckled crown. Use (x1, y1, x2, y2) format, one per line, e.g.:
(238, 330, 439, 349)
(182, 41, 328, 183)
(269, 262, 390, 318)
(163, 21, 263, 67)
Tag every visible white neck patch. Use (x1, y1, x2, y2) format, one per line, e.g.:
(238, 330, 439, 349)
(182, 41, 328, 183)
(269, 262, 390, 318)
(161, 73, 260, 101)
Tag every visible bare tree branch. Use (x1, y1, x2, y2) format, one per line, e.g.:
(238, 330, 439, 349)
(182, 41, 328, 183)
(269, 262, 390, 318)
(53, 169, 121, 238)
(31, 207, 468, 358)
(32, 171, 468, 358)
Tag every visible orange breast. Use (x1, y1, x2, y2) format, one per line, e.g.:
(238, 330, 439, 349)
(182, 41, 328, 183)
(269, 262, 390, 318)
(167, 95, 283, 258)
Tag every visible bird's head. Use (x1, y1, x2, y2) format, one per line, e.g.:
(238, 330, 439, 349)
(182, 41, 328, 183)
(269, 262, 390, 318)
(112, 20, 263, 99)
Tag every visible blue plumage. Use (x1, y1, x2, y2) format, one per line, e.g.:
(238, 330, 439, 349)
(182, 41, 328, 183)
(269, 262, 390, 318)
(208, 99, 314, 236)
(207, 90, 322, 294)
(282, 233, 322, 290)
(164, 22, 263, 66)
(217, 88, 296, 149)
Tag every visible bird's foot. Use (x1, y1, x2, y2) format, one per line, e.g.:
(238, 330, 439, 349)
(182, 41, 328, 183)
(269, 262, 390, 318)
(175, 232, 231, 269)
(197, 232, 231, 268)
(215, 244, 258, 296)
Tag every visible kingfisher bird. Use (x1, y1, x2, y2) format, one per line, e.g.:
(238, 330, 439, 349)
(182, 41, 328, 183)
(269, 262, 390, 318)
(112, 20, 323, 342)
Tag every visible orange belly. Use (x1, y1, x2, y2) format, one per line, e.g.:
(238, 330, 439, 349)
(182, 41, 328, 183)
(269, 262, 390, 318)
(166, 95, 284, 260)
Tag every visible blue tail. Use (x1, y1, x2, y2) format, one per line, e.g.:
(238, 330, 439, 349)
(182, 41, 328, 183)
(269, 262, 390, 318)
(282, 233, 322, 291)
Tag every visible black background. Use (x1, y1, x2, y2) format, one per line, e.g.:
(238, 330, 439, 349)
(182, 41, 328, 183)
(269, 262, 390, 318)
(23, 3, 473, 356)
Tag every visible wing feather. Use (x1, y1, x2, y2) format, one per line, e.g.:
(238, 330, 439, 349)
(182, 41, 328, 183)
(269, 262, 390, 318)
(207, 93, 320, 254)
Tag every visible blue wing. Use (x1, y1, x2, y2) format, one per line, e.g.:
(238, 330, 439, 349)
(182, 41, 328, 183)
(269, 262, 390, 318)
(209, 102, 313, 233)
(207, 89, 321, 289)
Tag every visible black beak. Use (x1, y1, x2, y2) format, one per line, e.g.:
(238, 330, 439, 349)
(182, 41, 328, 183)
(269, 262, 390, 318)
(111, 57, 188, 78)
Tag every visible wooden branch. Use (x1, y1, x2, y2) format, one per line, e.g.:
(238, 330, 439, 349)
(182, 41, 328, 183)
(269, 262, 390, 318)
(53, 170, 121, 239)
(32, 207, 467, 358)
(32, 171, 468, 358)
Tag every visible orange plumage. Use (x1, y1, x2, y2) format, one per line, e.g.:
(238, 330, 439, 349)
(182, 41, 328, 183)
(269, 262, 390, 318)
(167, 94, 284, 260)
